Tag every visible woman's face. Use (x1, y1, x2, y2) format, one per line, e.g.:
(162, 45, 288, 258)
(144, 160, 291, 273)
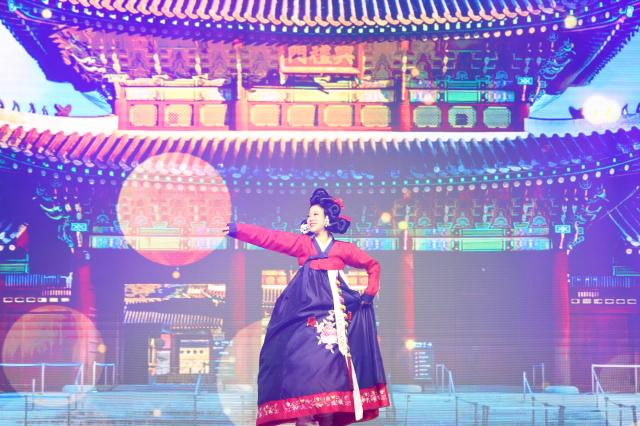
(307, 204, 326, 234)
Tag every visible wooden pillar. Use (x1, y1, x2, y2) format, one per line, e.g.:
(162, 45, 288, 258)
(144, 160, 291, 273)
(552, 251, 571, 386)
(113, 82, 129, 129)
(400, 252, 415, 340)
(233, 40, 249, 130)
(396, 40, 412, 131)
(73, 251, 95, 317)
(387, 230, 416, 383)
(228, 251, 249, 380)
(517, 103, 529, 131)
(229, 251, 247, 331)
(398, 97, 412, 131)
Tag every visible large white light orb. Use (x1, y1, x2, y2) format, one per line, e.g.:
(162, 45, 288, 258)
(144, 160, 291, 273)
(582, 95, 621, 125)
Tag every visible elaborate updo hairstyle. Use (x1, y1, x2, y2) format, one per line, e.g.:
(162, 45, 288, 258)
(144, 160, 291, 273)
(300, 188, 351, 235)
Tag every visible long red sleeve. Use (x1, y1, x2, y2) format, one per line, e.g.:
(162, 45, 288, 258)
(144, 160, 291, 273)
(342, 242, 381, 297)
(227, 223, 309, 258)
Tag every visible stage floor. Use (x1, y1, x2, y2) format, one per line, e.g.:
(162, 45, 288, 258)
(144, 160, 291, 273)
(0, 389, 637, 425)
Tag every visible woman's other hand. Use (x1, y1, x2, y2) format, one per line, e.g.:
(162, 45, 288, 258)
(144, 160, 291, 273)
(222, 225, 230, 236)
(360, 293, 374, 306)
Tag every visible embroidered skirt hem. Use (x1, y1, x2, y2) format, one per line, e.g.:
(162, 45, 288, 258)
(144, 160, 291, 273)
(256, 384, 390, 426)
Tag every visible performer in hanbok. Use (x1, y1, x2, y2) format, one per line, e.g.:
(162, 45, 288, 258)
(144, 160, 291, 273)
(222, 188, 389, 426)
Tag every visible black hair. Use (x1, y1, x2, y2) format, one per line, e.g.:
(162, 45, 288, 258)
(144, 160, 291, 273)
(303, 188, 350, 234)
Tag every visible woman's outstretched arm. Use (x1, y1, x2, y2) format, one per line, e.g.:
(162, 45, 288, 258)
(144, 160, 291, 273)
(342, 242, 381, 304)
(223, 223, 309, 258)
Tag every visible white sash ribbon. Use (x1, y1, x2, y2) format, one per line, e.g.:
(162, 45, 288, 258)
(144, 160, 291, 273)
(327, 269, 363, 421)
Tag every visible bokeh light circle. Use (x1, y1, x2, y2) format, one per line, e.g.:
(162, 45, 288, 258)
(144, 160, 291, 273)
(564, 14, 577, 29)
(582, 95, 621, 125)
(215, 320, 263, 425)
(1, 306, 104, 401)
(117, 153, 231, 266)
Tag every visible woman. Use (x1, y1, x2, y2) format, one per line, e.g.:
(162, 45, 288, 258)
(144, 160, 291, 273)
(222, 188, 389, 426)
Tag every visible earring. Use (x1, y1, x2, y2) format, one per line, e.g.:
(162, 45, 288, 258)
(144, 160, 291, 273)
(324, 216, 330, 227)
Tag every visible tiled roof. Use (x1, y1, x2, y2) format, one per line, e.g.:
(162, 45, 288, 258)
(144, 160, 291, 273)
(1, 122, 639, 181)
(56, 0, 559, 26)
(124, 310, 223, 327)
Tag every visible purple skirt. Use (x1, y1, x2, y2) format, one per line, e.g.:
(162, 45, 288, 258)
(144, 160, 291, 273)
(256, 263, 389, 426)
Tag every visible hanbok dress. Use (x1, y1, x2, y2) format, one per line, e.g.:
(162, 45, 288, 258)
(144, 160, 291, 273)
(227, 223, 390, 426)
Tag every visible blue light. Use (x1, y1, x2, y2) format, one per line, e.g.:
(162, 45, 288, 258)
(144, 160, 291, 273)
(517, 76, 534, 86)
(626, 5, 634, 18)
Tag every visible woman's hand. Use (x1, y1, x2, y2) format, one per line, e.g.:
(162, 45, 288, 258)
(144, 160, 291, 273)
(360, 293, 374, 306)
(222, 225, 230, 236)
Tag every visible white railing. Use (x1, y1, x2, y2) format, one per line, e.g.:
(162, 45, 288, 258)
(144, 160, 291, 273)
(592, 366, 606, 409)
(532, 362, 545, 391)
(92, 362, 116, 386)
(522, 371, 544, 424)
(436, 363, 455, 396)
(592, 363, 640, 409)
(74, 364, 85, 387)
(591, 364, 639, 394)
(592, 363, 640, 422)
(522, 371, 534, 401)
(0, 362, 84, 393)
(194, 363, 209, 396)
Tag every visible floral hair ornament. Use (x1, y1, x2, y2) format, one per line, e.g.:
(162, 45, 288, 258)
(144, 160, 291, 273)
(332, 197, 344, 209)
(299, 221, 311, 235)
